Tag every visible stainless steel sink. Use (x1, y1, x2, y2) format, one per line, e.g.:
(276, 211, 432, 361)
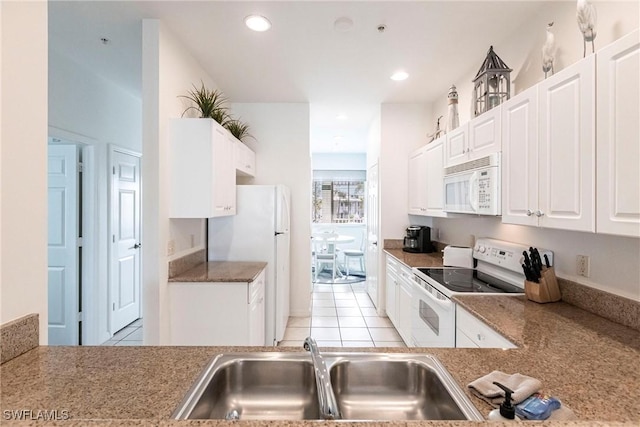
(172, 354, 320, 420)
(329, 354, 479, 420)
(172, 352, 483, 421)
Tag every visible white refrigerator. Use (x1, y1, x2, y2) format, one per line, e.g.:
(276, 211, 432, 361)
(208, 185, 291, 346)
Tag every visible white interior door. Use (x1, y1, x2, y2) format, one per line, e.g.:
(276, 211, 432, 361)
(110, 149, 141, 333)
(366, 163, 380, 308)
(48, 144, 79, 345)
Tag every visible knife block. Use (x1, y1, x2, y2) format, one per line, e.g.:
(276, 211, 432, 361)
(524, 267, 561, 303)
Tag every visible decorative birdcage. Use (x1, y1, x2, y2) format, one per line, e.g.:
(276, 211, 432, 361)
(472, 46, 512, 117)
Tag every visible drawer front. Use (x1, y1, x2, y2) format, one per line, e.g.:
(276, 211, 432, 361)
(456, 305, 515, 349)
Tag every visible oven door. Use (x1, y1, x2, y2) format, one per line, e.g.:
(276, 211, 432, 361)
(411, 276, 456, 347)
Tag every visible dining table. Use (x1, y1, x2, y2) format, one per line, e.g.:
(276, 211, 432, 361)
(311, 233, 357, 279)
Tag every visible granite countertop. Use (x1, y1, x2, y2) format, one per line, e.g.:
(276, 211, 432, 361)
(168, 261, 267, 283)
(384, 248, 444, 268)
(2, 293, 639, 426)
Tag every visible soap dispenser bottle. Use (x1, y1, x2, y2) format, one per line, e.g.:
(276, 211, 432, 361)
(489, 381, 519, 421)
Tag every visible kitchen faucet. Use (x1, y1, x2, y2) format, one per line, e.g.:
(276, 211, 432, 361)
(303, 337, 341, 420)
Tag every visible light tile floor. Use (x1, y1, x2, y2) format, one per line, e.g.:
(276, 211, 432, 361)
(278, 282, 406, 348)
(101, 318, 143, 346)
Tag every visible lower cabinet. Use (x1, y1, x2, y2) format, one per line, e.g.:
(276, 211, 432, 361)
(170, 270, 266, 346)
(385, 254, 414, 346)
(455, 305, 515, 349)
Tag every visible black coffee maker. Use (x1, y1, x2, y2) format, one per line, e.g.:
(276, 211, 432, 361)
(402, 226, 436, 253)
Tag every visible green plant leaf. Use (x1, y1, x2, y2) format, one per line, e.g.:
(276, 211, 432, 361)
(224, 119, 253, 142)
(178, 81, 229, 124)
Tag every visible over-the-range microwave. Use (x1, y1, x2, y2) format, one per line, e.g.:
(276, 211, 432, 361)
(443, 153, 501, 216)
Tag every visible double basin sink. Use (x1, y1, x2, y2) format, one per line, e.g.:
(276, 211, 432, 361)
(172, 352, 483, 421)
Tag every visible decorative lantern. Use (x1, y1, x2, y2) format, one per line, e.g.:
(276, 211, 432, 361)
(472, 46, 512, 117)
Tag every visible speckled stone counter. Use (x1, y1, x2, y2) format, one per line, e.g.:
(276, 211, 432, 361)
(168, 261, 267, 283)
(2, 293, 639, 425)
(384, 249, 444, 268)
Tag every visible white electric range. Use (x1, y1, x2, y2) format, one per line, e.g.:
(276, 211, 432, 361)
(410, 238, 553, 347)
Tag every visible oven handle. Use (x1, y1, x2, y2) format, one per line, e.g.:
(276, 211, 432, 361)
(413, 277, 453, 309)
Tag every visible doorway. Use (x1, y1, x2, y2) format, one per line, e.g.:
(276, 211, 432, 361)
(47, 130, 142, 345)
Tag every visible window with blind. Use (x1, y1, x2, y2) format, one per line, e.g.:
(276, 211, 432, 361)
(312, 171, 365, 223)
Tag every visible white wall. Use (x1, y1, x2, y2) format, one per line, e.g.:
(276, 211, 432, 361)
(142, 20, 219, 344)
(0, 1, 48, 342)
(49, 49, 142, 152)
(312, 153, 366, 171)
(230, 103, 312, 317)
(379, 103, 433, 242)
(424, 1, 640, 301)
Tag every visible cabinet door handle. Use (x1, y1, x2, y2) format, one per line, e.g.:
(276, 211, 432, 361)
(526, 209, 533, 217)
(535, 210, 545, 217)
(477, 333, 484, 341)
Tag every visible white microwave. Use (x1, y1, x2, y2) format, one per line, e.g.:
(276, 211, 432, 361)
(443, 153, 501, 216)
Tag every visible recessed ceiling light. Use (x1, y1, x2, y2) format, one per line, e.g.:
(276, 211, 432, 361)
(336, 114, 348, 120)
(244, 15, 271, 32)
(390, 70, 409, 81)
(334, 17, 354, 32)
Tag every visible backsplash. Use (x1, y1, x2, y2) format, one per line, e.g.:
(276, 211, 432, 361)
(168, 249, 206, 279)
(1, 314, 39, 364)
(558, 278, 640, 332)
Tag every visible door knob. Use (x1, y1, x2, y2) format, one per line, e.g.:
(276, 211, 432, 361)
(133, 243, 142, 249)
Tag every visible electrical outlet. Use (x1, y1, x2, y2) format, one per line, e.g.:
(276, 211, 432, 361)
(576, 255, 590, 277)
(167, 240, 175, 256)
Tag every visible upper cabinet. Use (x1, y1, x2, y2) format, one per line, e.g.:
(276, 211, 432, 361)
(501, 86, 539, 226)
(596, 29, 640, 238)
(538, 54, 595, 232)
(235, 139, 256, 177)
(408, 145, 428, 215)
(444, 107, 501, 168)
(169, 118, 236, 218)
(502, 55, 596, 232)
(408, 137, 447, 217)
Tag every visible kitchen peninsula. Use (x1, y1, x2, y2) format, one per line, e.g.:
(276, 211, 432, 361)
(1, 289, 639, 425)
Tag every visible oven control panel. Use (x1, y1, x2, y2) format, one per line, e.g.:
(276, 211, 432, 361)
(473, 238, 553, 274)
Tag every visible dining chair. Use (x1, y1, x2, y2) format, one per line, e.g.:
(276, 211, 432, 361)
(313, 232, 339, 282)
(342, 230, 366, 276)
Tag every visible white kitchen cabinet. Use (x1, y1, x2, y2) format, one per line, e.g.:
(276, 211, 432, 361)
(408, 137, 447, 217)
(169, 118, 236, 218)
(444, 123, 469, 167)
(385, 255, 399, 325)
(538, 54, 595, 232)
(235, 139, 256, 177)
(424, 137, 447, 216)
(170, 269, 266, 346)
(408, 146, 428, 215)
(502, 55, 595, 232)
(396, 266, 414, 346)
(444, 107, 501, 168)
(456, 305, 515, 349)
(501, 86, 539, 226)
(384, 254, 413, 347)
(596, 29, 640, 238)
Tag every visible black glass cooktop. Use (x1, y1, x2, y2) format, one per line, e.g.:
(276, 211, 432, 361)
(416, 268, 523, 294)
